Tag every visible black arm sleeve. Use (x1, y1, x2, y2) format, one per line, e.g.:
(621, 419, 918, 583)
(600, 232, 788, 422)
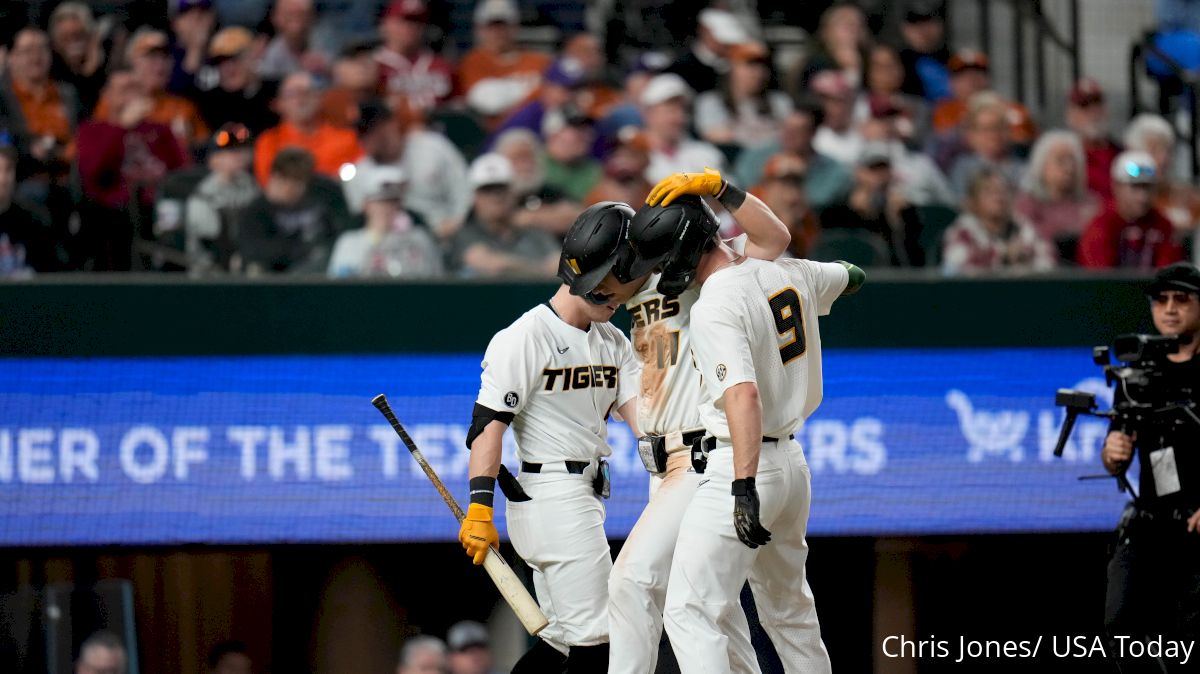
(465, 403, 515, 449)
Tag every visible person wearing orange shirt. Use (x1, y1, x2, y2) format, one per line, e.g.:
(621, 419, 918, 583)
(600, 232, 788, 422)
(456, 0, 551, 124)
(254, 71, 363, 186)
(931, 49, 1036, 145)
(0, 28, 80, 187)
(93, 28, 209, 148)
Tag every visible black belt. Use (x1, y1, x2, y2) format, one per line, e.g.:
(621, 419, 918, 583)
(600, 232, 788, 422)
(681, 429, 706, 446)
(521, 460, 588, 474)
(702, 434, 794, 451)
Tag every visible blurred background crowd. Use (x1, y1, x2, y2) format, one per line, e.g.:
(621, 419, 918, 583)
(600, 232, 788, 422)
(0, 0, 1198, 280)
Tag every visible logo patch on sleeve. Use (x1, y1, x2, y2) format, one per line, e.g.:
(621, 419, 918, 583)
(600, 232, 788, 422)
(504, 391, 520, 408)
(715, 364, 727, 381)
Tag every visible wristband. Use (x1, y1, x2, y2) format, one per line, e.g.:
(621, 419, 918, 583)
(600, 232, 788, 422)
(731, 477, 756, 495)
(717, 180, 747, 211)
(469, 476, 496, 507)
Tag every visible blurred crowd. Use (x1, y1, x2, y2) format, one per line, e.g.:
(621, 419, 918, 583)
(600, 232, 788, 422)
(0, 0, 1198, 279)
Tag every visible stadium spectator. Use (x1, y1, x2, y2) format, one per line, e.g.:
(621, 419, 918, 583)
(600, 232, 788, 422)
(253, 71, 362, 186)
(374, 0, 451, 112)
(811, 70, 862, 166)
(176, 123, 260, 271)
(48, 2, 108, 115)
(75, 631, 127, 674)
(596, 51, 671, 144)
(947, 92, 1027, 198)
(583, 127, 652, 207)
(896, 1, 950, 101)
(343, 101, 469, 236)
(207, 640, 253, 674)
(931, 49, 992, 134)
(78, 69, 190, 271)
(694, 41, 792, 150)
(753, 154, 819, 259)
(0, 145, 59, 275)
(668, 8, 748, 94)
(237, 147, 350, 274)
(1064, 78, 1121, 200)
(562, 33, 620, 119)
(858, 107, 954, 207)
(1014, 130, 1099, 261)
(493, 128, 580, 236)
(857, 43, 931, 147)
(942, 167, 1056, 275)
(1122, 113, 1200, 236)
(167, 0, 217, 94)
(397, 635, 448, 674)
(540, 105, 601, 202)
(257, 0, 331, 82)
(328, 164, 442, 278)
(195, 27, 278, 134)
(456, 0, 551, 123)
(446, 621, 500, 674)
(796, 2, 868, 89)
(492, 58, 590, 142)
(318, 42, 380, 128)
(448, 153, 558, 277)
(95, 28, 209, 147)
(820, 141, 925, 266)
(734, 101, 851, 210)
(1077, 150, 1185, 269)
(639, 73, 724, 181)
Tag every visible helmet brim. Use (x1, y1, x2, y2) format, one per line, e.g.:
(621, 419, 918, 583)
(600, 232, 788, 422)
(567, 256, 618, 296)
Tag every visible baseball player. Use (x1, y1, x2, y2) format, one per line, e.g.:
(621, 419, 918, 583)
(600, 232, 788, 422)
(606, 168, 793, 674)
(458, 202, 644, 673)
(625, 169, 865, 673)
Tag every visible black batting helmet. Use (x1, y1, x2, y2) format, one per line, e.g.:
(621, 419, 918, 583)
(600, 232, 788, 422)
(559, 202, 635, 301)
(620, 195, 720, 297)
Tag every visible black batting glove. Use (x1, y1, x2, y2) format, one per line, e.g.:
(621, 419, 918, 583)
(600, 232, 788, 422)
(732, 477, 772, 548)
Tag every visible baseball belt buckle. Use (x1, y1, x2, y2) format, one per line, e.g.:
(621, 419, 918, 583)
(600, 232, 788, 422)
(690, 436, 712, 474)
(637, 435, 668, 474)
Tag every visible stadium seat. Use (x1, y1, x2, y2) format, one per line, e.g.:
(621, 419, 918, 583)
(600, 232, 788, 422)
(916, 204, 960, 266)
(428, 109, 488, 161)
(808, 230, 890, 267)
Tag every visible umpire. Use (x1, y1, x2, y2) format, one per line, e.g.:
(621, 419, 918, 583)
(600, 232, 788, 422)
(1101, 262, 1200, 674)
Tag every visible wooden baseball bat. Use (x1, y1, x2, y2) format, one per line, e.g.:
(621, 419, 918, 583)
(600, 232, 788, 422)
(371, 394, 548, 636)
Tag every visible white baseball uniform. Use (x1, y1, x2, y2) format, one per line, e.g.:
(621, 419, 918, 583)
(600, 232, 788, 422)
(609, 238, 760, 674)
(663, 257, 848, 674)
(476, 301, 640, 653)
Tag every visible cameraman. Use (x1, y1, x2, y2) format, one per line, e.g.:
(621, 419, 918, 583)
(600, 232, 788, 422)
(1101, 261, 1200, 673)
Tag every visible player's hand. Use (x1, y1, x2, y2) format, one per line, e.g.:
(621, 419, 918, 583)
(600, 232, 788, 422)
(1101, 431, 1134, 475)
(647, 167, 724, 207)
(1187, 509, 1200, 534)
(732, 478, 772, 549)
(459, 503, 499, 565)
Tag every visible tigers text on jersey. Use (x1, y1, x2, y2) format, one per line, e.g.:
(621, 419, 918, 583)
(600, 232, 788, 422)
(690, 257, 849, 441)
(475, 303, 640, 463)
(625, 235, 747, 437)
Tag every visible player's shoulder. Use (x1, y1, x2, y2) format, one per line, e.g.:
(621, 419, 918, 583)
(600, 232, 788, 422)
(594, 319, 632, 344)
(487, 305, 551, 349)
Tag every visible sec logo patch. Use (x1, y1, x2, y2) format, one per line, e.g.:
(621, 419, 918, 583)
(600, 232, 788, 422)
(504, 391, 520, 408)
(716, 364, 727, 381)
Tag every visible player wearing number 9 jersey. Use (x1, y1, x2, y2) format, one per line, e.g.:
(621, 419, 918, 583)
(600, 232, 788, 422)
(624, 169, 865, 673)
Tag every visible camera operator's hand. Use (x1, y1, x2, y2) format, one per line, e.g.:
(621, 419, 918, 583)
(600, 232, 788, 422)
(1102, 431, 1134, 475)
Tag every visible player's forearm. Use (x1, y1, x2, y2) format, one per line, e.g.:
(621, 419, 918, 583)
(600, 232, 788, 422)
(468, 420, 507, 479)
(617, 398, 641, 438)
(724, 383, 763, 480)
(732, 192, 791, 260)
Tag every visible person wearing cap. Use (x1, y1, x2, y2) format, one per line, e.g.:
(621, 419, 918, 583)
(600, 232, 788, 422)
(168, 0, 216, 95)
(1078, 151, 1185, 268)
(946, 92, 1027, 200)
(492, 128, 581, 236)
(490, 57, 592, 143)
(1064, 77, 1121, 200)
(1100, 261, 1200, 671)
(694, 41, 792, 149)
(1123, 113, 1200, 247)
(667, 8, 749, 94)
(753, 154, 820, 258)
(897, 1, 950, 101)
(858, 107, 954, 208)
(194, 27, 278, 134)
(317, 41, 381, 128)
(445, 621, 500, 674)
(253, 71, 362, 186)
(820, 141, 925, 266)
(1013, 130, 1100, 260)
(257, 0, 334, 82)
(931, 48, 990, 133)
(396, 635, 448, 674)
(941, 166, 1055, 275)
(810, 70, 863, 166)
(447, 153, 558, 277)
(796, 2, 868, 90)
(540, 105, 602, 202)
(456, 0, 551, 122)
(327, 163, 441, 278)
(374, 0, 453, 112)
(734, 100, 852, 211)
(584, 127, 653, 208)
(639, 73, 725, 182)
(48, 2, 109, 115)
(172, 123, 260, 271)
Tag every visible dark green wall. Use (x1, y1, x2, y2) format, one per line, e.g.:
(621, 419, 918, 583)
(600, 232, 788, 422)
(0, 273, 1155, 356)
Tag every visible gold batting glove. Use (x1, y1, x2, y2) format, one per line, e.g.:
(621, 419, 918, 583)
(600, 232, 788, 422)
(646, 167, 724, 207)
(459, 503, 499, 565)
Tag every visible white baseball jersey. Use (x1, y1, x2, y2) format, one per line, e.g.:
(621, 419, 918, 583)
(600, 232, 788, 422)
(476, 303, 640, 463)
(626, 235, 748, 437)
(690, 257, 849, 440)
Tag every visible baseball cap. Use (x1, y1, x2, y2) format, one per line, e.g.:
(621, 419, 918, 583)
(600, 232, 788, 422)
(209, 27, 254, 61)
(175, 0, 213, 14)
(728, 41, 770, 64)
(356, 101, 394, 138)
(1147, 262, 1200, 296)
(1111, 150, 1158, 185)
(209, 123, 252, 153)
(126, 28, 169, 60)
(383, 0, 428, 22)
(903, 0, 943, 23)
(1069, 78, 1105, 107)
(474, 0, 519, 25)
(544, 58, 586, 89)
(857, 142, 893, 168)
(446, 621, 489, 652)
(762, 153, 808, 181)
(629, 51, 672, 76)
(949, 49, 990, 74)
(868, 94, 904, 119)
(362, 165, 408, 203)
(810, 70, 853, 99)
(469, 153, 515, 189)
(639, 73, 693, 107)
(698, 9, 749, 46)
